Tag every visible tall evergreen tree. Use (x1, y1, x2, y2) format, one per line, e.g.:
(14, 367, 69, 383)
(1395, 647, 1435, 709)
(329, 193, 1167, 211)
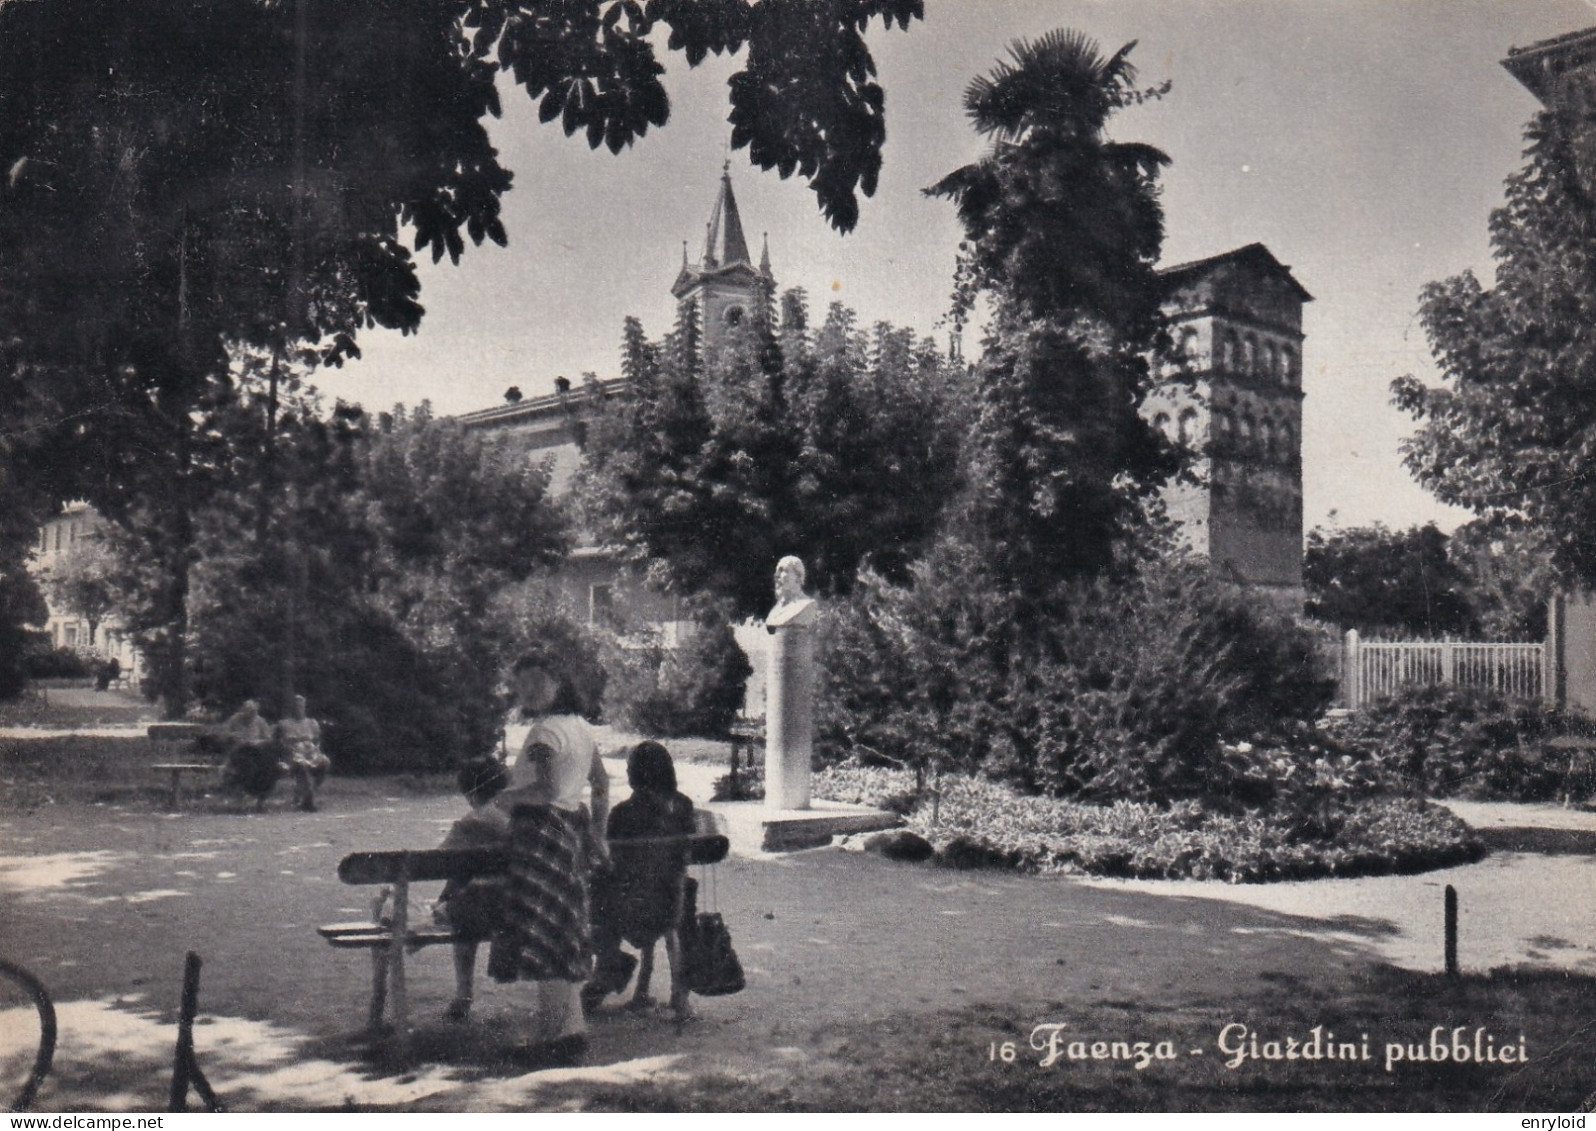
(927, 31, 1181, 618)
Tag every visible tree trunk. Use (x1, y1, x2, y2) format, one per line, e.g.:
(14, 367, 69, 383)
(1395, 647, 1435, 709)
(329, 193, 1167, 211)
(153, 520, 194, 720)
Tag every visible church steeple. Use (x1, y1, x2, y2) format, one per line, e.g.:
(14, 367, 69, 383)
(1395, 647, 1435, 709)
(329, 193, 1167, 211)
(671, 163, 775, 363)
(702, 162, 752, 269)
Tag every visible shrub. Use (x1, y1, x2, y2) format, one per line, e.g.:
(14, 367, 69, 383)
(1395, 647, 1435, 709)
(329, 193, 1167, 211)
(1030, 559, 1339, 803)
(23, 643, 92, 680)
(293, 611, 504, 775)
(1326, 685, 1584, 801)
(603, 610, 752, 738)
(812, 763, 927, 815)
(814, 535, 1020, 784)
(817, 544, 1337, 805)
(712, 759, 764, 802)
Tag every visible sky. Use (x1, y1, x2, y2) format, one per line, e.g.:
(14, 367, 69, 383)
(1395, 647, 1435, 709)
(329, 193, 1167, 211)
(328, 0, 1596, 536)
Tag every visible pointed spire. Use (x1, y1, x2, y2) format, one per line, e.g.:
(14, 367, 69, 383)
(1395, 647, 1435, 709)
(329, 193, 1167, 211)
(701, 161, 751, 269)
(760, 232, 771, 277)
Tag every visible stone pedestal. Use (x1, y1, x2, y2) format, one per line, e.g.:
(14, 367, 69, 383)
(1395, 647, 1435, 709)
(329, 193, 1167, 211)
(764, 615, 815, 811)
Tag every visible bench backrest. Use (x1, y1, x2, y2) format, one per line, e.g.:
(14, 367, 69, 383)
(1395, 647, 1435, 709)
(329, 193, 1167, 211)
(147, 722, 214, 741)
(336, 834, 729, 886)
(338, 847, 507, 886)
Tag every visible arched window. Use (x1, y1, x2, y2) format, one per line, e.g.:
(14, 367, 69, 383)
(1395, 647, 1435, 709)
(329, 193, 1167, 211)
(1280, 420, 1296, 458)
(723, 304, 746, 328)
(1281, 346, 1297, 388)
(1261, 418, 1276, 460)
(1265, 342, 1279, 380)
(1242, 335, 1257, 375)
(1239, 412, 1256, 450)
(1219, 331, 1237, 372)
(1177, 407, 1199, 446)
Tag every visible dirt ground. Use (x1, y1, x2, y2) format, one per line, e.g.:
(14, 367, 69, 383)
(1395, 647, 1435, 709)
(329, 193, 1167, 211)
(2, 713, 1595, 1110)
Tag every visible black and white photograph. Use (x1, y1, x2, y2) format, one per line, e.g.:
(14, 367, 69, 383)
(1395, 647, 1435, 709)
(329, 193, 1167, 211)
(4, 0, 1596, 1116)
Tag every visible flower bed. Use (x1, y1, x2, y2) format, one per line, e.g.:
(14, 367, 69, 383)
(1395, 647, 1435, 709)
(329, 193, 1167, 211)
(813, 765, 1482, 882)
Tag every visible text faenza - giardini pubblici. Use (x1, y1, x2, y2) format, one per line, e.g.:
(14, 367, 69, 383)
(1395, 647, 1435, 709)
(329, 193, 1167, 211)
(995, 1023, 1529, 1072)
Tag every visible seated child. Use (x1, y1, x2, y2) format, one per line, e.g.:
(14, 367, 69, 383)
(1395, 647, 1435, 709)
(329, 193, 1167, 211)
(431, 755, 512, 1022)
(584, 741, 696, 1018)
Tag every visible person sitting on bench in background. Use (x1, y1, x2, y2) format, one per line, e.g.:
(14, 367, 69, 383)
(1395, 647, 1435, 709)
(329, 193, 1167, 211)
(218, 699, 282, 810)
(585, 740, 696, 1019)
(276, 694, 330, 812)
(431, 755, 513, 1022)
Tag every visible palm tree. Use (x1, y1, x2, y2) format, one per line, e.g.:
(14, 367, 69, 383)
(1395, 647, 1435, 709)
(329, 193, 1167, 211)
(927, 30, 1170, 337)
(924, 30, 1182, 608)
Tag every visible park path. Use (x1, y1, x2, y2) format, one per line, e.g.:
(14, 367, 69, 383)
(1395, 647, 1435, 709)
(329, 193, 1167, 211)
(0, 725, 1591, 1109)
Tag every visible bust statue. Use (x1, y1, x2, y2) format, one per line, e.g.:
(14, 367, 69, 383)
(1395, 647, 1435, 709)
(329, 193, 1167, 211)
(766, 555, 818, 629)
(763, 555, 817, 810)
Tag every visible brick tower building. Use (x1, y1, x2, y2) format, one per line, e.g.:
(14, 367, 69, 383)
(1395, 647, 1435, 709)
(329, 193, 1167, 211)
(1148, 244, 1313, 607)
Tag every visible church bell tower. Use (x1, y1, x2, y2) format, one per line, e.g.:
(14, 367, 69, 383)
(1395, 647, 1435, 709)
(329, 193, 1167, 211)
(671, 163, 774, 363)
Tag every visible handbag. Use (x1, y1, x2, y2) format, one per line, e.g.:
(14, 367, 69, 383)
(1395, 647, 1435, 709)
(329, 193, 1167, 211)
(680, 874, 745, 996)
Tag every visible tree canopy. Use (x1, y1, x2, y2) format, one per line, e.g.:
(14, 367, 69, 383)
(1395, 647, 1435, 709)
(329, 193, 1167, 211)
(0, 0, 922, 706)
(1394, 111, 1596, 588)
(97, 394, 572, 765)
(575, 295, 967, 619)
(1303, 518, 1553, 641)
(0, 0, 923, 516)
(1304, 523, 1474, 639)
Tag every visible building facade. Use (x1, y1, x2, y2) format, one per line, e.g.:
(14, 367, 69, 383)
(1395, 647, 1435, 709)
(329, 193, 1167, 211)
(1503, 26, 1596, 197)
(31, 503, 142, 680)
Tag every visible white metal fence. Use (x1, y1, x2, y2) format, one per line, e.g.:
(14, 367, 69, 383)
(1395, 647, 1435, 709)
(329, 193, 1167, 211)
(1342, 630, 1549, 708)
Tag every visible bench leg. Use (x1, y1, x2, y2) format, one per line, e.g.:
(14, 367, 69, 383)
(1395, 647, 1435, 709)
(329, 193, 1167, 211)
(368, 949, 389, 1033)
(387, 878, 411, 1063)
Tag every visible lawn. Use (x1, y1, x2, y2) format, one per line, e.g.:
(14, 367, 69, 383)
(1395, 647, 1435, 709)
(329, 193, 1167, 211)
(520, 967, 1596, 1112)
(0, 684, 154, 732)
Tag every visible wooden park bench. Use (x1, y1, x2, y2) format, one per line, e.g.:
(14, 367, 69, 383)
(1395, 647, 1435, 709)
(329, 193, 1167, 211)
(147, 723, 223, 809)
(320, 832, 731, 1040)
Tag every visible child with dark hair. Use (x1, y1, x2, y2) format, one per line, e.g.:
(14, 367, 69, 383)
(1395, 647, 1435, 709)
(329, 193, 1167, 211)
(584, 740, 696, 1018)
(431, 755, 513, 1022)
